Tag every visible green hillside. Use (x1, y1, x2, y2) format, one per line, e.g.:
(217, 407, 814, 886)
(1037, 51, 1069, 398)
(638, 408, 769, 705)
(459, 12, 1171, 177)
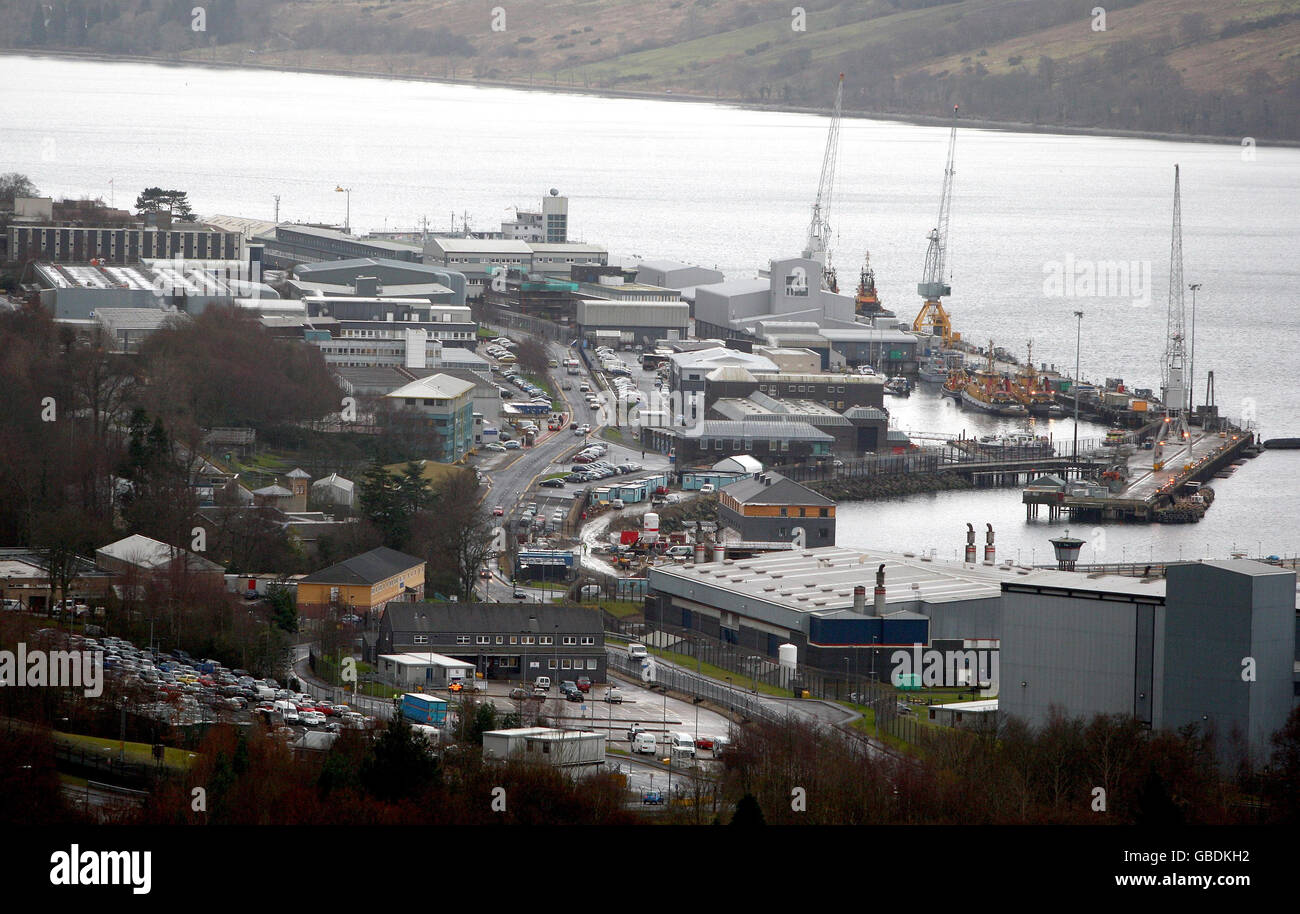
(5, 0, 1299, 139)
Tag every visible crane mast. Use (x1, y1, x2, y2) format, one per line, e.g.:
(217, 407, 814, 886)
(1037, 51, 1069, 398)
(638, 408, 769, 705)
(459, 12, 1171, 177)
(804, 73, 844, 291)
(1162, 164, 1188, 416)
(913, 105, 960, 345)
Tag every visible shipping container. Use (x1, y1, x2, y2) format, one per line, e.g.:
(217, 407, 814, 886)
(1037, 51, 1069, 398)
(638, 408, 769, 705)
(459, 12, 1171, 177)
(400, 693, 449, 725)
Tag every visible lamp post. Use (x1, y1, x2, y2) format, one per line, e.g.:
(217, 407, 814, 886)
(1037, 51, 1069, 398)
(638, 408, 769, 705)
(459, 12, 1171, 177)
(1188, 283, 1201, 416)
(1073, 310, 1083, 459)
(334, 185, 352, 234)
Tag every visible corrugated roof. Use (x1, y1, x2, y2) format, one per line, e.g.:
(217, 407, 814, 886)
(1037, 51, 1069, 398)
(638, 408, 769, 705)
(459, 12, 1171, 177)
(722, 473, 833, 507)
(698, 420, 833, 441)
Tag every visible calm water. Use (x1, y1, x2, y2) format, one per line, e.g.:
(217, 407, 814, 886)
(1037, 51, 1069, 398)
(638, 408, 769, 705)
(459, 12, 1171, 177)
(5, 55, 1298, 557)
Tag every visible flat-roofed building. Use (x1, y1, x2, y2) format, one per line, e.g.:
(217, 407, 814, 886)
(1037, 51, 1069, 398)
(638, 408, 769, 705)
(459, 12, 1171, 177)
(9, 221, 240, 264)
(288, 257, 467, 305)
(423, 237, 534, 298)
(575, 299, 689, 346)
(255, 224, 422, 269)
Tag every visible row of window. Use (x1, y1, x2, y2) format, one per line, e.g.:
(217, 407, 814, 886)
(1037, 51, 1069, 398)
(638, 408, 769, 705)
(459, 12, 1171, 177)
(416, 634, 597, 646)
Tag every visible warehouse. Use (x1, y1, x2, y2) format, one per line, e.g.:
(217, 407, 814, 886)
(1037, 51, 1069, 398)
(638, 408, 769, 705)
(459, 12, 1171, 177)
(645, 545, 1006, 675)
(288, 257, 467, 305)
(575, 299, 689, 346)
(999, 559, 1295, 768)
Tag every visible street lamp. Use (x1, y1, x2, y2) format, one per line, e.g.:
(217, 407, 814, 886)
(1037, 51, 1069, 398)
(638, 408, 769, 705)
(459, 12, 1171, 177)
(1073, 310, 1083, 460)
(334, 185, 352, 234)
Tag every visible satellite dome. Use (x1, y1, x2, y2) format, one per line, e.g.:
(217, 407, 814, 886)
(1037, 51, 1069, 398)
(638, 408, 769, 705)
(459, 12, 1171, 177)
(549, 188, 559, 196)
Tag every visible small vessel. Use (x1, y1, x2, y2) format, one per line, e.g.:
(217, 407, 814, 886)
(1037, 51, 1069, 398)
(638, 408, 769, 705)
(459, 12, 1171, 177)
(975, 432, 1054, 455)
(960, 342, 1028, 417)
(1010, 341, 1064, 417)
(919, 350, 964, 384)
(884, 376, 912, 396)
(854, 251, 896, 320)
(940, 367, 967, 400)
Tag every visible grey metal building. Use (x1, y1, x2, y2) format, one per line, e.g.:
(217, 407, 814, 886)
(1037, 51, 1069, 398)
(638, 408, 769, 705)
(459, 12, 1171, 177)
(999, 560, 1296, 767)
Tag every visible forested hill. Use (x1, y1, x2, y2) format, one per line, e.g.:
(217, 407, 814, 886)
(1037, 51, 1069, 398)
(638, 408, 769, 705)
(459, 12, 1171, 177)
(5, 0, 1299, 140)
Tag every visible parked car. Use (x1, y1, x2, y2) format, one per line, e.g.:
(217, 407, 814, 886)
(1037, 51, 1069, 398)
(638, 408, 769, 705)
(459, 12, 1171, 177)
(575, 676, 591, 693)
(492, 505, 504, 516)
(483, 443, 506, 452)
(509, 687, 530, 701)
(504, 440, 522, 450)
(604, 687, 624, 703)
(539, 478, 565, 488)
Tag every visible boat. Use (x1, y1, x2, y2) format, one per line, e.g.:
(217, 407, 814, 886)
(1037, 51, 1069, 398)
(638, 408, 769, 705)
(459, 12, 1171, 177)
(853, 251, 896, 320)
(960, 343, 1028, 417)
(975, 433, 1054, 455)
(918, 350, 963, 384)
(1009, 341, 1064, 417)
(884, 376, 912, 396)
(940, 367, 968, 400)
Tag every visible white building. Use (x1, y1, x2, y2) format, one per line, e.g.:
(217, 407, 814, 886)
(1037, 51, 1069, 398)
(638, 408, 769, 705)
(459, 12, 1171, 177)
(311, 473, 355, 508)
(482, 727, 606, 771)
(377, 651, 475, 688)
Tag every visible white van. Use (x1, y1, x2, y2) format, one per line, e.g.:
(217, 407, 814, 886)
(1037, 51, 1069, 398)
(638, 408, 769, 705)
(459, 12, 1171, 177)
(627, 643, 648, 660)
(670, 732, 696, 758)
(534, 675, 551, 692)
(633, 732, 657, 754)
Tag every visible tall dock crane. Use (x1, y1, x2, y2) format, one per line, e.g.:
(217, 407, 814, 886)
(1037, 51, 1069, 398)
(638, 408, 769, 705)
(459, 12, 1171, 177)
(913, 105, 960, 345)
(803, 73, 844, 292)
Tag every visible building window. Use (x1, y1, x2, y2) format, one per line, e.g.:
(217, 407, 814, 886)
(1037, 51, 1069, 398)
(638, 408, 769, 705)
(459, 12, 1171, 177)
(509, 636, 518, 644)
(456, 635, 470, 644)
(476, 636, 490, 645)
(495, 636, 504, 644)
(580, 636, 595, 645)
(413, 635, 428, 644)
(587, 659, 598, 670)
(779, 507, 787, 517)
(548, 659, 557, 669)
(562, 636, 577, 646)
(522, 636, 535, 644)
(561, 659, 571, 669)
(819, 508, 829, 517)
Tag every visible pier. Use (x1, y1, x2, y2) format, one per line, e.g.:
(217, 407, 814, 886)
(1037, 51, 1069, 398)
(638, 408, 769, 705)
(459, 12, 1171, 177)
(1023, 425, 1255, 522)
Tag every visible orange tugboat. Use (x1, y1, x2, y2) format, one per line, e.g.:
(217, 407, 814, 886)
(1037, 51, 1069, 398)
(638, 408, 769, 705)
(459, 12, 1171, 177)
(854, 251, 895, 320)
(960, 342, 1028, 417)
(1009, 341, 1064, 417)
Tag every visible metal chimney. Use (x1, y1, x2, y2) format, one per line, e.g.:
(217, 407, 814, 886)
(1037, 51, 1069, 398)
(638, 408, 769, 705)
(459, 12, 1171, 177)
(964, 523, 976, 563)
(712, 543, 726, 563)
(693, 542, 707, 564)
(852, 585, 866, 614)
(874, 563, 886, 615)
(984, 523, 996, 564)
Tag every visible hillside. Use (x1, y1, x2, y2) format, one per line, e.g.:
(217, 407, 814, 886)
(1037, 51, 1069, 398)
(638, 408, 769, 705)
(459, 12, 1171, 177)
(5, 0, 1299, 139)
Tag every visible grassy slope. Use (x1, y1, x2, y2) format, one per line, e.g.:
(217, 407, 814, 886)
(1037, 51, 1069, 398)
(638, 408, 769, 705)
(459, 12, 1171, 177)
(184, 0, 1298, 100)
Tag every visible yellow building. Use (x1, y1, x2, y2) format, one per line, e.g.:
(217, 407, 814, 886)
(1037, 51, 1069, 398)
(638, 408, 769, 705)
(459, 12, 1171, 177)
(297, 546, 425, 621)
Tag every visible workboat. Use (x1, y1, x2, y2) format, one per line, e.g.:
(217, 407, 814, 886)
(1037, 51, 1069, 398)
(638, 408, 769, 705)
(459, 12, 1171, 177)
(919, 350, 963, 384)
(961, 344, 1028, 416)
(884, 376, 912, 396)
(853, 251, 896, 320)
(1010, 341, 1064, 417)
(975, 433, 1054, 455)
(940, 368, 967, 400)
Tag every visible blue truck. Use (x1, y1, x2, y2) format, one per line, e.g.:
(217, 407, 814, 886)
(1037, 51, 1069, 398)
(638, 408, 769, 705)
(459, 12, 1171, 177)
(400, 692, 449, 725)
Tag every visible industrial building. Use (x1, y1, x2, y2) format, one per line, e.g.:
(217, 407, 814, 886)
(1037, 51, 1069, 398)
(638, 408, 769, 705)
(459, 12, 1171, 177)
(707, 392, 888, 455)
(287, 257, 468, 305)
(634, 259, 725, 296)
(640, 419, 834, 466)
(370, 603, 605, 681)
(254, 224, 422, 269)
(575, 300, 690, 346)
(999, 559, 1296, 767)
(302, 296, 476, 346)
(27, 260, 278, 320)
(8, 219, 241, 264)
(718, 472, 836, 547)
(692, 255, 858, 340)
